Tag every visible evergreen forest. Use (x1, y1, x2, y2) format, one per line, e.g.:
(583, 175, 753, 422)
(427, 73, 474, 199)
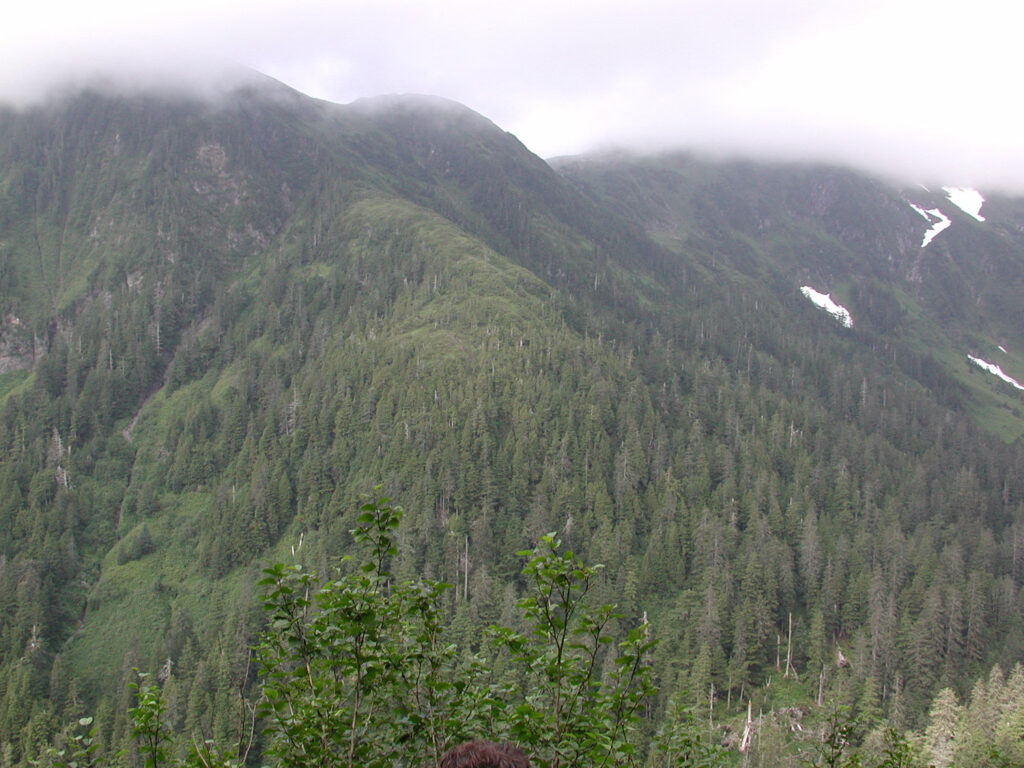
(1, 70, 1024, 766)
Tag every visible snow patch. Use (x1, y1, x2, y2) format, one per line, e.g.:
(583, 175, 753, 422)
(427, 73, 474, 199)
(800, 286, 853, 328)
(908, 203, 929, 220)
(908, 203, 951, 247)
(943, 187, 985, 221)
(968, 354, 1024, 391)
(999, 345, 1008, 354)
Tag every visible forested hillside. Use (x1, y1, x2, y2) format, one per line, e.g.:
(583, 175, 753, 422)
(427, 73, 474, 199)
(1, 71, 1023, 766)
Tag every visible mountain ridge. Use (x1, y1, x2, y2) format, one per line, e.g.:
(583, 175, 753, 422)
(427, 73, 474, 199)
(1, 77, 1024, 764)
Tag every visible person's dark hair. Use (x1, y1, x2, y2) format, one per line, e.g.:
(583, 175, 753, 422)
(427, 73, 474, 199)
(439, 740, 530, 768)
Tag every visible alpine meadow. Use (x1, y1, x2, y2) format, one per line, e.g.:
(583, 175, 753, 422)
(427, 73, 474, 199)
(2, 70, 1024, 767)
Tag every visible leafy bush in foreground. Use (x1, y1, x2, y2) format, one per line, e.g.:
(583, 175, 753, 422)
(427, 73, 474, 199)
(256, 493, 660, 768)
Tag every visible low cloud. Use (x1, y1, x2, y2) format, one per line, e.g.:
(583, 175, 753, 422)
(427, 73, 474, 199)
(3, 0, 1023, 191)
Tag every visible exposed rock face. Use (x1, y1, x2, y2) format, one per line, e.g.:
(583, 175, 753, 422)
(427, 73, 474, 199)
(0, 316, 33, 372)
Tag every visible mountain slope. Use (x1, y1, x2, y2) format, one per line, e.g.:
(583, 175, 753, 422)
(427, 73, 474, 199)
(1, 74, 1023, 762)
(557, 152, 1024, 440)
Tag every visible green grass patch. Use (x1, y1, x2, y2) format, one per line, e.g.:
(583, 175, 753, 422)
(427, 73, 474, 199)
(0, 368, 31, 404)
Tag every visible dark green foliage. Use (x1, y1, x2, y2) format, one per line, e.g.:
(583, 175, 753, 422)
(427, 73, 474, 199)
(128, 676, 172, 768)
(494, 534, 656, 768)
(256, 494, 488, 768)
(647, 701, 728, 768)
(2, 75, 1024, 765)
(803, 703, 863, 768)
(31, 716, 101, 768)
(256, 496, 656, 768)
(32, 503, 1024, 768)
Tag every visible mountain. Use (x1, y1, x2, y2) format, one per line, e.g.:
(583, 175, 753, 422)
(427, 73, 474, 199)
(557, 152, 1024, 438)
(1, 72, 1023, 763)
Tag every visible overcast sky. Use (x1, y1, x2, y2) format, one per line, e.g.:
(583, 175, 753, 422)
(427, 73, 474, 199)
(3, 0, 1023, 190)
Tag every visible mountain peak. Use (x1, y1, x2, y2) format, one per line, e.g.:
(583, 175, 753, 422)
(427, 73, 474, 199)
(0, 57, 295, 111)
(349, 92, 476, 113)
(346, 93, 503, 136)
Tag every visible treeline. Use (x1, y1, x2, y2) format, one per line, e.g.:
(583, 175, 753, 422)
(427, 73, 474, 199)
(1, 85, 1024, 766)
(3, 191, 1022, 763)
(22, 500, 1024, 768)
